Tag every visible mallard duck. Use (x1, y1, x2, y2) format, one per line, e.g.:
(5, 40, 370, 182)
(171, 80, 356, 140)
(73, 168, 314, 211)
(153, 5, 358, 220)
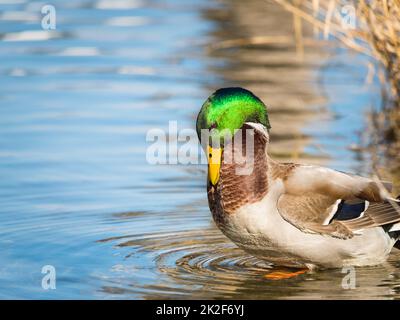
(196, 87, 400, 269)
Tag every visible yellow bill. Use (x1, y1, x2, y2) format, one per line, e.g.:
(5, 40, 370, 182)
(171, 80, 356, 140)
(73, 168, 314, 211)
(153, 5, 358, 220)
(207, 146, 222, 185)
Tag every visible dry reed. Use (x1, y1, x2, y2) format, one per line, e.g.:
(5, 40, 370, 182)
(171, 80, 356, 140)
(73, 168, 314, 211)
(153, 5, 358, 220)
(272, 0, 400, 100)
(272, 0, 400, 191)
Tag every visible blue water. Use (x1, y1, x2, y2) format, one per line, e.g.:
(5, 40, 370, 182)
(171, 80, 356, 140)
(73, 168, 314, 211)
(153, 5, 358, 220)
(0, 0, 399, 299)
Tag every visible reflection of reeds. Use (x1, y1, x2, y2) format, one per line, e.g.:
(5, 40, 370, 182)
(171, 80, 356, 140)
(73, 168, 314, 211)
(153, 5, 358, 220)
(272, 0, 400, 100)
(272, 0, 400, 192)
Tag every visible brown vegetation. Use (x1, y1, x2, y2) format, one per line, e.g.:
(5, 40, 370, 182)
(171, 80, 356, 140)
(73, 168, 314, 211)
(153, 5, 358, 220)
(272, 0, 400, 192)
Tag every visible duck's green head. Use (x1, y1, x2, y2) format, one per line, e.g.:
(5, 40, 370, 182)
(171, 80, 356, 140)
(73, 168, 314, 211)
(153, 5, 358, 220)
(196, 87, 270, 185)
(196, 87, 270, 145)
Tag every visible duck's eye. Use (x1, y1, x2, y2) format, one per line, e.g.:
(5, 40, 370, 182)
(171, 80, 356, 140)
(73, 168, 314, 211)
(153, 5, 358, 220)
(209, 153, 212, 158)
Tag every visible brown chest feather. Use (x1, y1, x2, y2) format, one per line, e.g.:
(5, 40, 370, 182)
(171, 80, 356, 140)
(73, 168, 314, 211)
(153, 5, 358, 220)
(207, 128, 270, 225)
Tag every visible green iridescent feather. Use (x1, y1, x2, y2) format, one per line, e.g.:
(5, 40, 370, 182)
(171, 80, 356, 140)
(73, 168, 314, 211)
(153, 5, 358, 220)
(196, 87, 270, 144)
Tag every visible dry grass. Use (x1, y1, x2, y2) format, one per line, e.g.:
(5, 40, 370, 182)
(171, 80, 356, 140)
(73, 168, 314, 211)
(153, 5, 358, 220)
(272, 0, 400, 100)
(272, 0, 400, 192)
(209, 0, 400, 188)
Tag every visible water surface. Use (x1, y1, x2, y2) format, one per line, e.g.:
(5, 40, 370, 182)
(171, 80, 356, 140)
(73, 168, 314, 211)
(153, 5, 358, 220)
(0, 0, 399, 299)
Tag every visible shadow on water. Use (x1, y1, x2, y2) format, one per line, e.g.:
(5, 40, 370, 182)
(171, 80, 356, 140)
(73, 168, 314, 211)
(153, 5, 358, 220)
(0, 0, 399, 299)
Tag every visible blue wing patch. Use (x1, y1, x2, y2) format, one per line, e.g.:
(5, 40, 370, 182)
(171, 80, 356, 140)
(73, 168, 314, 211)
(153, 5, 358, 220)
(330, 200, 367, 222)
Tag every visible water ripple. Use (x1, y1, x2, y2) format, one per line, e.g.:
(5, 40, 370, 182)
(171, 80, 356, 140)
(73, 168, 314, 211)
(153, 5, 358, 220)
(97, 228, 400, 299)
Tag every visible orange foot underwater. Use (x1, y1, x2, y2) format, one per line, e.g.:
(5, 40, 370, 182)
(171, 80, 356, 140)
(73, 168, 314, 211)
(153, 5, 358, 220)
(264, 268, 308, 280)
